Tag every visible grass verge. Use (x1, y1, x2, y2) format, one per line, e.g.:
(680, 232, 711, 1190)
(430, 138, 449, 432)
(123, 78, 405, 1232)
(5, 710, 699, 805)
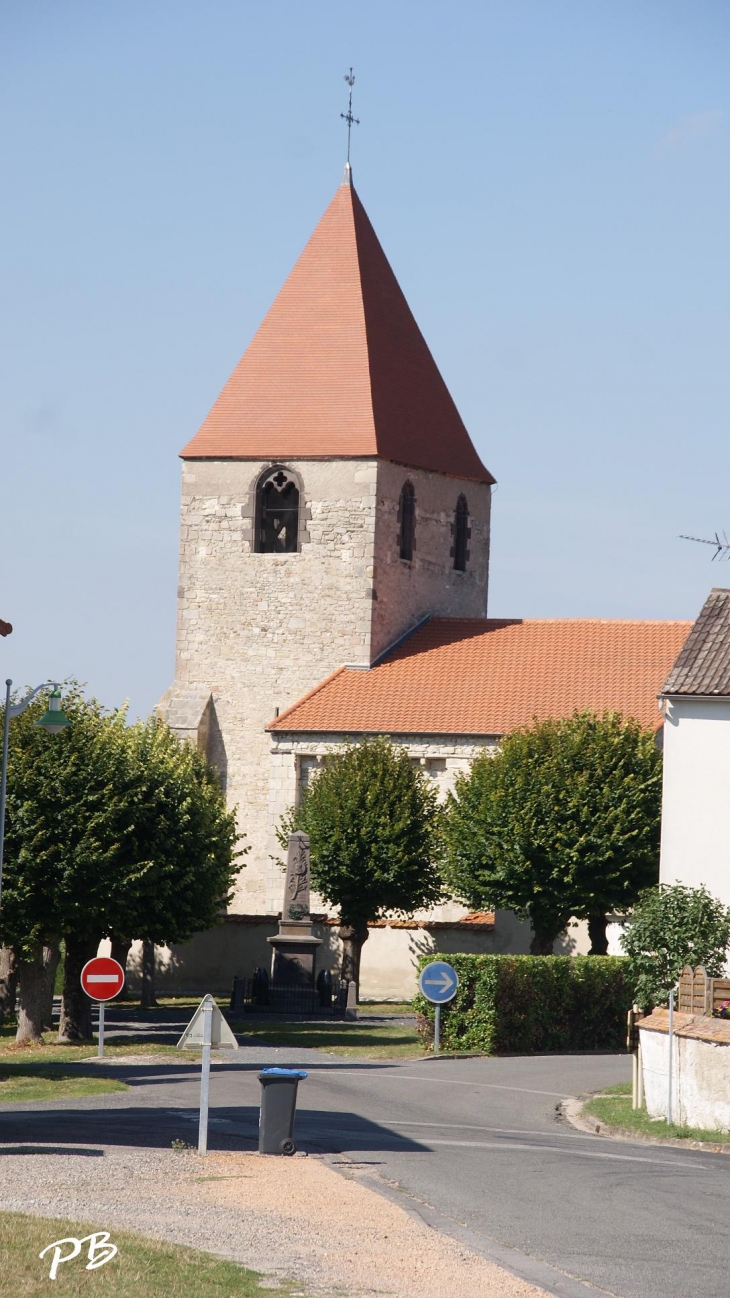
(584, 1082, 730, 1145)
(0, 1068, 129, 1104)
(234, 1020, 423, 1059)
(0, 1210, 298, 1296)
(0, 1024, 199, 1064)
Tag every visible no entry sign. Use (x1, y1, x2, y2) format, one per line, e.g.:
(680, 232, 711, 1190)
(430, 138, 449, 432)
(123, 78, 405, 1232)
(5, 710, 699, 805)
(81, 956, 125, 1060)
(80, 956, 125, 1002)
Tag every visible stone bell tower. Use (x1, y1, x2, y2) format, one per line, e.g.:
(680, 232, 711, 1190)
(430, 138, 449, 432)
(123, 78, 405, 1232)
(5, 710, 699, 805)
(161, 165, 495, 913)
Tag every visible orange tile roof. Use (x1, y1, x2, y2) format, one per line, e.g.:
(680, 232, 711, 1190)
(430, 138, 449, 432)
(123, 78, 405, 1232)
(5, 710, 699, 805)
(269, 616, 692, 736)
(181, 175, 494, 484)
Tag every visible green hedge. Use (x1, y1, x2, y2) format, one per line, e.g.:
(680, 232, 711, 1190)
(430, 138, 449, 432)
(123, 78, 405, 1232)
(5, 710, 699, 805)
(413, 954, 631, 1054)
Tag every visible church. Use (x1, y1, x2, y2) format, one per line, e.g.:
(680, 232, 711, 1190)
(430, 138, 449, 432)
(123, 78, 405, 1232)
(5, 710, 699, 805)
(159, 165, 690, 998)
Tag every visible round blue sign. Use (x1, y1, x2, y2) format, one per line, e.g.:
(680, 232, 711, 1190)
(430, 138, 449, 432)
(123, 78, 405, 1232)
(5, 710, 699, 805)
(418, 960, 459, 1004)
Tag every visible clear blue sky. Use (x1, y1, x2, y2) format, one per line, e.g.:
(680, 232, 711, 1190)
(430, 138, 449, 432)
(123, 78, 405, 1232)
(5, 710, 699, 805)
(2, 1, 729, 719)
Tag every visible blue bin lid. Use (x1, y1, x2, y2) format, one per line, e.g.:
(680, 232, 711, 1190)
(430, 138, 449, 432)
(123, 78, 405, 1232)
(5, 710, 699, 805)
(259, 1067, 308, 1079)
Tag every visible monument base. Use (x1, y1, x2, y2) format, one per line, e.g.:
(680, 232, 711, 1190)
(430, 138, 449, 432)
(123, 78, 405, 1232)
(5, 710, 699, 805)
(267, 932, 322, 986)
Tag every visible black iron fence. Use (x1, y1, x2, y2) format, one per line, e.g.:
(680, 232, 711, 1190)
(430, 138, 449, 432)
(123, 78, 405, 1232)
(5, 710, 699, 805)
(230, 969, 348, 1018)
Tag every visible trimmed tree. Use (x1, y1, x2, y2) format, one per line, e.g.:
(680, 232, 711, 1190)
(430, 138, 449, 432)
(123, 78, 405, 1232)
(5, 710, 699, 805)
(282, 738, 442, 993)
(620, 883, 730, 1010)
(0, 687, 240, 1043)
(442, 712, 662, 954)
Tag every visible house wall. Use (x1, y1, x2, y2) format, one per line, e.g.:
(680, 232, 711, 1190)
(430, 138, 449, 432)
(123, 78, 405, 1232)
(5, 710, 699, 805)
(660, 697, 730, 907)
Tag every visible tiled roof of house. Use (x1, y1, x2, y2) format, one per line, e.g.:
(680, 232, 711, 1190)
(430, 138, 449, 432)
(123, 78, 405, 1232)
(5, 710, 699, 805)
(269, 615, 691, 736)
(181, 172, 494, 484)
(661, 588, 730, 696)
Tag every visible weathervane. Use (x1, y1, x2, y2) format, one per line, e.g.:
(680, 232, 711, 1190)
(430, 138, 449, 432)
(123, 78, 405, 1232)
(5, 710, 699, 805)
(341, 68, 359, 165)
(680, 531, 730, 561)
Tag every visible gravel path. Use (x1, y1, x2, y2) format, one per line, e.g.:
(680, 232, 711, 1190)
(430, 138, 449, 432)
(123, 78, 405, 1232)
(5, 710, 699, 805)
(0, 1142, 544, 1297)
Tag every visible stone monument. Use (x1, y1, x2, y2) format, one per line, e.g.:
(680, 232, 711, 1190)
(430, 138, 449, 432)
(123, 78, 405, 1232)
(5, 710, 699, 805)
(267, 832, 322, 985)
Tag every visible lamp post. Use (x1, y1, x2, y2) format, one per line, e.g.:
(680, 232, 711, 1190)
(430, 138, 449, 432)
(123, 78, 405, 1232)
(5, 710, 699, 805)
(0, 680, 71, 910)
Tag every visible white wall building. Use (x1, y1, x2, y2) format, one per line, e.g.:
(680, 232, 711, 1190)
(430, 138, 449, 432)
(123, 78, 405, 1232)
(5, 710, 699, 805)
(660, 588, 730, 907)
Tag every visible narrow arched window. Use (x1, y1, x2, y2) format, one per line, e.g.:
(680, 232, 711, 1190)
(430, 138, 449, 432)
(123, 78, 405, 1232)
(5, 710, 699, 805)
(255, 466, 300, 553)
(398, 481, 416, 561)
(453, 494, 469, 572)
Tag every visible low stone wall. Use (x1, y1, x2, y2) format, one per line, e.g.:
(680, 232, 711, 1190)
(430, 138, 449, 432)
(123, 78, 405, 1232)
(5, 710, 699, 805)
(114, 912, 535, 1000)
(639, 1009, 730, 1132)
(100, 909, 627, 1001)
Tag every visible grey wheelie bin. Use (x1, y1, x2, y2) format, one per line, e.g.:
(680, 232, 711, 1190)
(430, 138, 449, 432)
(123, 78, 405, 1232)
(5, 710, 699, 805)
(258, 1067, 308, 1155)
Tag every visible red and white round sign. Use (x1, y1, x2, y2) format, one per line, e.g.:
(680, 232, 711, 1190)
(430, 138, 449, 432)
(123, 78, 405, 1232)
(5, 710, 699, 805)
(80, 956, 125, 1002)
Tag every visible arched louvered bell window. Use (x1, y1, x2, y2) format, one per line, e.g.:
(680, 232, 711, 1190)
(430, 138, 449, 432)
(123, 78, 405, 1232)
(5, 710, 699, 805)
(255, 466, 300, 553)
(398, 481, 416, 562)
(453, 494, 469, 572)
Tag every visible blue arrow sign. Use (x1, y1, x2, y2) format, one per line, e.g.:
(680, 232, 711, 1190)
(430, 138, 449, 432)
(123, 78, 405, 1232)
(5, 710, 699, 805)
(418, 960, 459, 1004)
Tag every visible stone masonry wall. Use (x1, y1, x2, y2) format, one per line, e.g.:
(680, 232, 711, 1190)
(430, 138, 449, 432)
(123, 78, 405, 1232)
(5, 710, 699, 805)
(168, 456, 492, 915)
(371, 461, 491, 660)
(172, 458, 379, 912)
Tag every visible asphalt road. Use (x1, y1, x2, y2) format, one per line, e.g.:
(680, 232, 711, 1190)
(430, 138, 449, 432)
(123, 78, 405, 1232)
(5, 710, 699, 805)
(2, 1038, 729, 1298)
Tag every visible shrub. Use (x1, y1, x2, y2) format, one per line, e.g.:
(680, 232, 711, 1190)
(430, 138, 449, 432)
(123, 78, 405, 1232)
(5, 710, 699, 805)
(413, 954, 632, 1054)
(620, 883, 730, 1011)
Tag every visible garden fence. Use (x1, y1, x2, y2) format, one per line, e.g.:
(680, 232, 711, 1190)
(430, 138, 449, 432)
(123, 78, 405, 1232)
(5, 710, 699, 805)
(677, 965, 730, 1017)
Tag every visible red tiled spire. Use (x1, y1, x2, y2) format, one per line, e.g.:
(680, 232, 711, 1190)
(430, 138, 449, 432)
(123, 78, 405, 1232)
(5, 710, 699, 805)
(181, 172, 494, 484)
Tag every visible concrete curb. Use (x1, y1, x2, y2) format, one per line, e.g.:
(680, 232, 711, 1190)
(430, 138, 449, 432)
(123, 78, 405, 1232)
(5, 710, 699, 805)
(415, 1051, 490, 1062)
(326, 1151, 620, 1298)
(560, 1094, 730, 1156)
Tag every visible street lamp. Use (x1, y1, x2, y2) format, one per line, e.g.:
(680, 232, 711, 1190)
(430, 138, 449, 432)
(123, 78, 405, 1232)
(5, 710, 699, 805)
(0, 679, 71, 909)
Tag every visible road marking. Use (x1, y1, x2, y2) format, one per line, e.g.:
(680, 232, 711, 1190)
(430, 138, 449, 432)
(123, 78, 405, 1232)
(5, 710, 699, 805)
(331, 1071, 571, 1098)
(377, 1120, 603, 1139)
(422, 1138, 700, 1166)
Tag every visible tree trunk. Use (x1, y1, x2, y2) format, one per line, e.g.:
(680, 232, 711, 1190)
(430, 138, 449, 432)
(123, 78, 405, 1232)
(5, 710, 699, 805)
(140, 940, 158, 1009)
(41, 939, 61, 1030)
(338, 919, 369, 999)
(58, 935, 98, 1043)
(110, 937, 132, 999)
(587, 913, 609, 956)
(0, 946, 18, 1022)
(528, 910, 561, 955)
(15, 943, 47, 1045)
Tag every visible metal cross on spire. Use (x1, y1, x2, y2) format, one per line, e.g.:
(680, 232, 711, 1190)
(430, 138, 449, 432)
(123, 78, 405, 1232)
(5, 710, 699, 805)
(341, 68, 360, 165)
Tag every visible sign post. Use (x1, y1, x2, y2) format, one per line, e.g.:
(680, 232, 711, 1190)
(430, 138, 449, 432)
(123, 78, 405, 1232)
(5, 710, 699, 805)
(418, 961, 459, 1054)
(198, 999, 213, 1155)
(667, 988, 675, 1125)
(80, 957, 126, 1058)
(177, 994, 239, 1155)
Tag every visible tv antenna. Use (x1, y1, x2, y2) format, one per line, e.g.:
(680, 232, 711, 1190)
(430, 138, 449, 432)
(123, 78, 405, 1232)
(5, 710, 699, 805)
(680, 531, 730, 561)
(341, 68, 359, 165)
